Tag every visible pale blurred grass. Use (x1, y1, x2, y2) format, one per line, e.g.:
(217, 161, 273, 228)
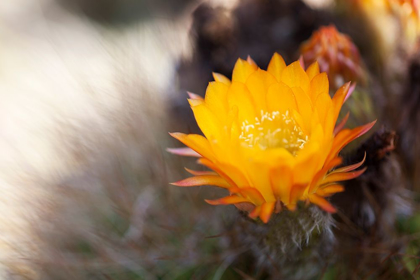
(0, 1, 243, 279)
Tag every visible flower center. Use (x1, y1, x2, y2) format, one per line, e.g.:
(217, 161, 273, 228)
(239, 110, 308, 155)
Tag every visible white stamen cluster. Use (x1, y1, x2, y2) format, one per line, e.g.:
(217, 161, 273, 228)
(239, 110, 308, 155)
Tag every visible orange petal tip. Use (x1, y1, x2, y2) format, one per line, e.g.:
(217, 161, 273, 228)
(360, 120, 377, 136)
(260, 202, 275, 223)
(334, 112, 350, 135)
(167, 147, 200, 157)
(286, 204, 297, 211)
(204, 199, 218, 205)
(170, 180, 192, 187)
(325, 205, 337, 213)
(248, 205, 261, 219)
(168, 132, 181, 137)
(309, 195, 337, 213)
(345, 82, 357, 102)
(205, 195, 248, 205)
(184, 168, 216, 176)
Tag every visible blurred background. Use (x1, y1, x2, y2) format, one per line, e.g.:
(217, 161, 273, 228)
(1, 0, 420, 279)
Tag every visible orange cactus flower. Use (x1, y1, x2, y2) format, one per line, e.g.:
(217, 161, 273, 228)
(169, 54, 375, 223)
(300, 25, 364, 89)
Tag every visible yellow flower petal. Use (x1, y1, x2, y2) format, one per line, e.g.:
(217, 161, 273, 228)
(294, 144, 321, 185)
(293, 124, 324, 183)
(227, 82, 256, 123)
(254, 147, 295, 167)
(314, 92, 332, 125)
(267, 52, 286, 81)
(205, 81, 230, 121)
(289, 184, 308, 210)
(260, 202, 275, 223)
(270, 165, 293, 204)
(306, 61, 320, 80)
(245, 69, 277, 111)
(292, 110, 308, 135)
(323, 107, 336, 139)
(309, 73, 329, 103)
(232, 58, 258, 83)
(281, 61, 310, 93)
(291, 87, 313, 132)
(198, 157, 250, 188)
(266, 82, 297, 113)
(188, 98, 203, 107)
(213, 72, 231, 85)
(233, 187, 266, 205)
(245, 167, 275, 202)
(190, 103, 224, 141)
